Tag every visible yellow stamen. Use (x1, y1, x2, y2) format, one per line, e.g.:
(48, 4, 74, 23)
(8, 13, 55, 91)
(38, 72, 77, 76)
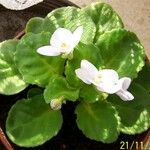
(94, 74, 102, 84)
(61, 43, 68, 49)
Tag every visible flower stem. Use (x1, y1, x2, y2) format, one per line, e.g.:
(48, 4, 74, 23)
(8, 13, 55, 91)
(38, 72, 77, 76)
(0, 127, 13, 150)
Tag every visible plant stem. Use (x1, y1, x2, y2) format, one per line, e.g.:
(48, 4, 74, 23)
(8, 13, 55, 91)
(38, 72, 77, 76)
(0, 127, 13, 150)
(14, 30, 25, 39)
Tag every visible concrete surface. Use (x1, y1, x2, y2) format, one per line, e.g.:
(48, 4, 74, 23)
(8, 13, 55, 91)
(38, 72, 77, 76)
(69, 0, 150, 59)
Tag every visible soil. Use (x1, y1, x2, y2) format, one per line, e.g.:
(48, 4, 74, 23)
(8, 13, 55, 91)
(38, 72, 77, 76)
(0, 1, 148, 150)
(0, 0, 77, 42)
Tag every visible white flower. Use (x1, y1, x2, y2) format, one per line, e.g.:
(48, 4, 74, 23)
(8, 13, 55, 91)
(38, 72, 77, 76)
(75, 60, 134, 101)
(37, 26, 83, 58)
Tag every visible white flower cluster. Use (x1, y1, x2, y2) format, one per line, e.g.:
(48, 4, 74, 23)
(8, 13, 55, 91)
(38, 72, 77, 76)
(37, 27, 134, 109)
(75, 60, 134, 101)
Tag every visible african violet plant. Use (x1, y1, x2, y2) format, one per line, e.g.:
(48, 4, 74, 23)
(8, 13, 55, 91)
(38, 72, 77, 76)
(0, 2, 150, 147)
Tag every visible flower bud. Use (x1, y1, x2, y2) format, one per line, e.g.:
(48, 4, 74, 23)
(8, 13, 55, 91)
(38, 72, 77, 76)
(50, 98, 63, 110)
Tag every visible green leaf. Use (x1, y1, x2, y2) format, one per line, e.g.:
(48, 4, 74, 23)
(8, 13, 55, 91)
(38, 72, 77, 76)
(76, 101, 120, 143)
(42, 17, 58, 33)
(65, 43, 103, 88)
(96, 28, 145, 79)
(46, 7, 79, 27)
(0, 40, 27, 95)
(108, 83, 150, 134)
(44, 76, 79, 103)
(25, 17, 56, 34)
(45, 6, 96, 44)
(15, 32, 65, 87)
(79, 85, 104, 103)
(25, 17, 44, 34)
(135, 64, 150, 92)
(83, 2, 124, 42)
(6, 94, 63, 147)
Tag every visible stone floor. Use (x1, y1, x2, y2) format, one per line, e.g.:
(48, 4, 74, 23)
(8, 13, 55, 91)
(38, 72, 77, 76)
(69, 0, 150, 59)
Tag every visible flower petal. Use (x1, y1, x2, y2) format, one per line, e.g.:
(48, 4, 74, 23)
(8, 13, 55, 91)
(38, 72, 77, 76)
(50, 28, 73, 47)
(94, 69, 120, 93)
(81, 60, 98, 77)
(116, 90, 134, 101)
(118, 77, 131, 90)
(98, 69, 119, 83)
(75, 68, 92, 84)
(37, 46, 61, 56)
(96, 82, 121, 94)
(72, 26, 83, 46)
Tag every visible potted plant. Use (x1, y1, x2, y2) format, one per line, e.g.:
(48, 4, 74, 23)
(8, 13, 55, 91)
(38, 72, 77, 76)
(0, 1, 149, 150)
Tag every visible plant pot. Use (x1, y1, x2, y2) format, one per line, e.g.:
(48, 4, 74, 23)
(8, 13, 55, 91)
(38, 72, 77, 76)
(0, 1, 149, 150)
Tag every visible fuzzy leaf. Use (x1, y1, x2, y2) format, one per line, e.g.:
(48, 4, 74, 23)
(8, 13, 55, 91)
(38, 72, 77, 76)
(15, 32, 65, 87)
(135, 64, 150, 92)
(96, 29, 145, 79)
(108, 83, 150, 134)
(42, 17, 58, 33)
(0, 40, 27, 95)
(79, 85, 104, 103)
(83, 2, 124, 42)
(25, 17, 56, 34)
(44, 76, 79, 103)
(6, 94, 62, 147)
(76, 101, 120, 143)
(25, 17, 44, 34)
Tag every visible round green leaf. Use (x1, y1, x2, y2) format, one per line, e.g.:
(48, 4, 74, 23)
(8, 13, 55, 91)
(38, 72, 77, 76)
(25, 17, 44, 34)
(65, 43, 103, 88)
(83, 2, 124, 42)
(46, 6, 96, 44)
(0, 40, 27, 95)
(6, 94, 63, 147)
(42, 17, 58, 33)
(44, 76, 79, 103)
(25, 16, 56, 35)
(108, 83, 150, 134)
(96, 28, 145, 79)
(135, 64, 150, 92)
(76, 101, 120, 143)
(15, 32, 65, 87)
